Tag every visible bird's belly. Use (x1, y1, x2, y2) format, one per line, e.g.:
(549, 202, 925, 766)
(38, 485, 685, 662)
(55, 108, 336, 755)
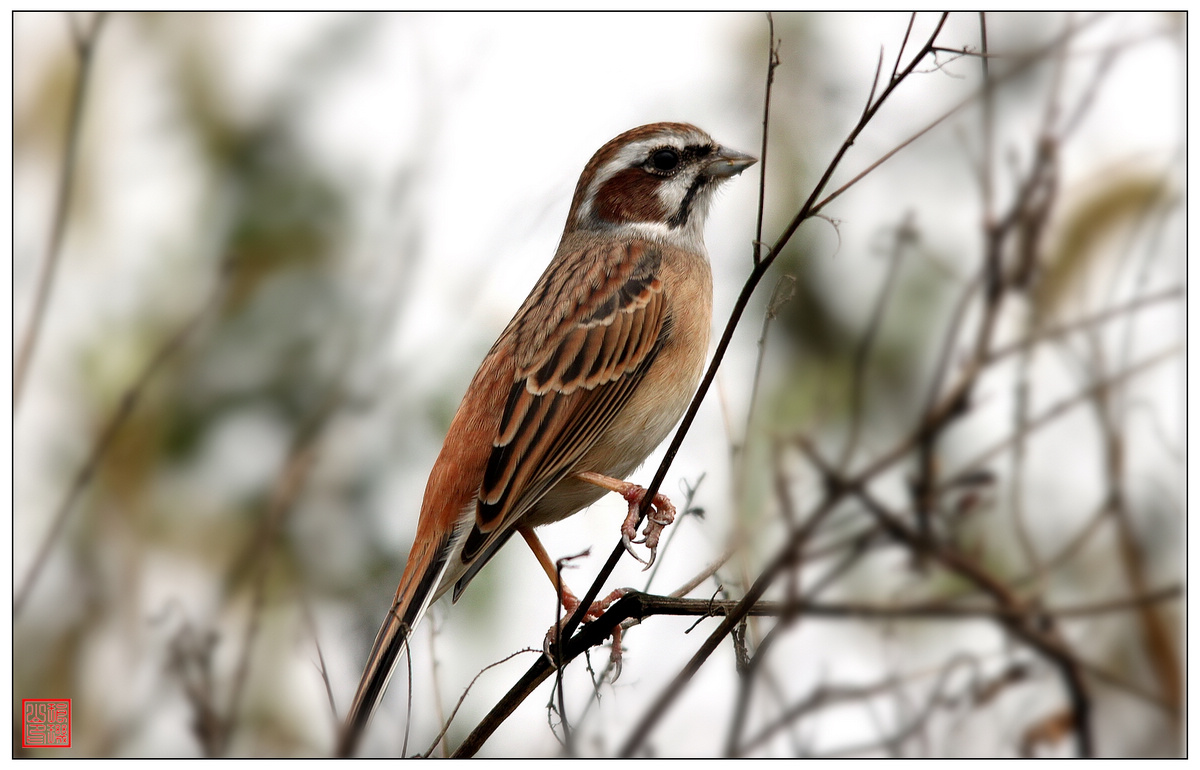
(523, 310, 709, 528)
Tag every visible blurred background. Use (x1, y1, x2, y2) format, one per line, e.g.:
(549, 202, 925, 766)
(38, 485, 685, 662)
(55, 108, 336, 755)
(12, 12, 1184, 757)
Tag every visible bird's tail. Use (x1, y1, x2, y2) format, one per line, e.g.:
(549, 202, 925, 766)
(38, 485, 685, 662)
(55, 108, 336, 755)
(337, 535, 452, 757)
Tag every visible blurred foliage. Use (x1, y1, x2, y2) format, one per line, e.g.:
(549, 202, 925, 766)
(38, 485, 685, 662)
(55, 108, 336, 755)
(101, 15, 355, 529)
(14, 38, 76, 157)
(1035, 172, 1179, 325)
(15, 13, 399, 755)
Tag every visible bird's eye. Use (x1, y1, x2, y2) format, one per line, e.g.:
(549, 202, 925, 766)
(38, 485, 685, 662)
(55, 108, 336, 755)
(650, 148, 680, 172)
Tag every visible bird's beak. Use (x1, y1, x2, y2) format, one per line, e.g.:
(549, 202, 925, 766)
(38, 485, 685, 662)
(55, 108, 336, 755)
(704, 146, 758, 178)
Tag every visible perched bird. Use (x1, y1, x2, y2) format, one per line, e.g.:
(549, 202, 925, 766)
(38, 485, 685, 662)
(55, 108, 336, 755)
(339, 122, 755, 756)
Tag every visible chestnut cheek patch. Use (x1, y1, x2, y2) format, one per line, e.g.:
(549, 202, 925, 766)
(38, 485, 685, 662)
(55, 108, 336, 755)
(595, 169, 668, 225)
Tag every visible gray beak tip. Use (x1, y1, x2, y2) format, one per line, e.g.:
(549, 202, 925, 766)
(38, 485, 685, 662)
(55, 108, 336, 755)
(706, 147, 758, 178)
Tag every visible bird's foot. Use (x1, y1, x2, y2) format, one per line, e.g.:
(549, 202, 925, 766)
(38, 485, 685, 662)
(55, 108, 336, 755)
(544, 587, 629, 678)
(618, 485, 676, 569)
(571, 471, 677, 569)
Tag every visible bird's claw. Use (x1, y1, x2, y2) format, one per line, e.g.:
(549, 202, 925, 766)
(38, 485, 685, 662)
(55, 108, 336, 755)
(619, 487, 677, 570)
(620, 531, 652, 566)
(543, 588, 629, 678)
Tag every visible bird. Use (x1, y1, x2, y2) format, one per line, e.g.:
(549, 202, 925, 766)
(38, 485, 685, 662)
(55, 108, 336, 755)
(338, 122, 755, 756)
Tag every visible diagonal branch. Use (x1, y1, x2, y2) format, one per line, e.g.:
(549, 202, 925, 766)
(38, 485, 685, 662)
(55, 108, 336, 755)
(14, 268, 228, 616)
(14, 12, 107, 411)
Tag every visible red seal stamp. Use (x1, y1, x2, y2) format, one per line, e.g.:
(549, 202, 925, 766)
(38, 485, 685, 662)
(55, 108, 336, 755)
(21, 699, 71, 748)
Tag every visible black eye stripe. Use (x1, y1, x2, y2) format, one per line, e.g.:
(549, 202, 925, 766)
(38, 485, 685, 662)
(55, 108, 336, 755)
(643, 143, 716, 173)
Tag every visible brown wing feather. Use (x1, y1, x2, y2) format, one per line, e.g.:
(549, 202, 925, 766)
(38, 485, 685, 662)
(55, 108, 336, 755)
(460, 240, 666, 565)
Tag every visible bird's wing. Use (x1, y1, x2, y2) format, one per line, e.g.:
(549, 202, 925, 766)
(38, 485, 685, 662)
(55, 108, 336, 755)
(338, 239, 670, 755)
(455, 239, 668, 575)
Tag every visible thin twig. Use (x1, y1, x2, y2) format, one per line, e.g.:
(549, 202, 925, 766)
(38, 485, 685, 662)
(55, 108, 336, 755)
(421, 649, 540, 758)
(667, 540, 740, 600)
(583, 585, 1182, 624)
(14, 269, 228, 616)
(299, 591, 338, 724)
(641, 474, 706, 593)
(838, 215, 914, 470)
(986, 286, 1182, 364)
(890, 14, 918, 83)
(815, 655, 981, 758)
(743, 656, 1016, 754)
(221, 414, 326, 755)
(14, 12, 107, 410)
(753, 12, 781, 266)
(946, 345, 1181, 485)
(427, 615, 449, 757)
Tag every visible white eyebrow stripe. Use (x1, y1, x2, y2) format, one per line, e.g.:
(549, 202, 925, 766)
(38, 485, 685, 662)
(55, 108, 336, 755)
(577, 128, 713, 229)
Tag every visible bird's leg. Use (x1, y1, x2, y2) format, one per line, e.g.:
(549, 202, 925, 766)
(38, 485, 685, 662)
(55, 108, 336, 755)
(518, 526, 627, 674)
(573, 471, 677, 569)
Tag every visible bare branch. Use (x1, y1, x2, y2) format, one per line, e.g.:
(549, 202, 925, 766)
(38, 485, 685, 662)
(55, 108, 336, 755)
(14, 12, 108, 410)
(14, 268, 228, 616)
(753, 12, 781, 266)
